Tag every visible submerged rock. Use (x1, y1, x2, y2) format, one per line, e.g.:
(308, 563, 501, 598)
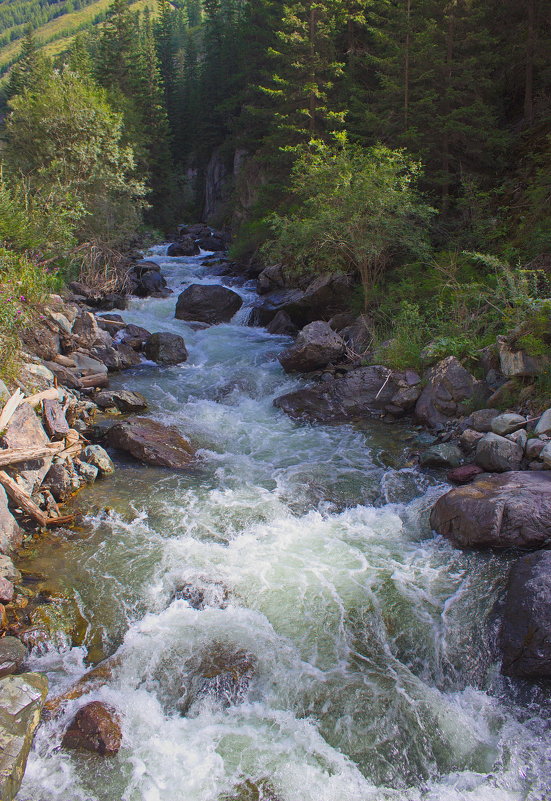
(500, 550, 551, 678)
(221, 779, 282, 801)
(278, 321, 345, 373)
(62, 701, 122, 756)
(185, 644, 256, 712)
(105, 417, 195, 469)
(430, 471, 551, 549)
(0, 672, 48, 801)
(144, 332, 188, 365)
(175, 284, 243, 325)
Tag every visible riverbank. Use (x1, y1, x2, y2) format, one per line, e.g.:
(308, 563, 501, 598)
(0, 238, 550, 801)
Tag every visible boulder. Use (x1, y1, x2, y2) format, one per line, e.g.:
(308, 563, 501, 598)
(94, 390, 148, 413)
(44, 463, 74, 502)
(0, 556, 20, 583)
(500, 550, 551, 678)
(0, 637, 26, 678)
(430, 471, 551, 549)
(81, 445, 115, 476)
(0, 577, 14, 603)
(19, 321, 60, 361)
(105, 417, 195, 469)
(167, 238, 199, 257)
(535, 408, 551, 436)
(419, 443, 462, 469)
(175, 285, 243, 325)
(257, 264, 286, 295)
(144, 332, 188, 365)
(468, 408, 500, 433)
(74, 461, 98, 485)
(540, 442, 551, 468)
(507, 428, 527, 450)
(475, 432, 523, 472)
(446, 464, 484, 485)
(62, 701, 122, 756)
(525, 438, 546, 461)
(0, 672, 48, 801)
(71, 312, 100, 349)
(197, 234, 226, 252)
(274, 366, 421, 422)
(338, 316, 372, 357)
(43, 361, 82, 390)
(0, 486, 22, 554)
(490, 413, 526, 436)
(266, 311, 298, 337)
(113, 343, 142, 369)
(67, 352, 108, 376)
(497, 335, 544, 377)
(414, 356, 484, 429)
(132, 260, 161, 276)
(278, 321, 345, 373)
(1, 403, 52, 495)
(135, 270, 167, 297)
(459, 429, 484, 453)
(118, 324, 151, 351)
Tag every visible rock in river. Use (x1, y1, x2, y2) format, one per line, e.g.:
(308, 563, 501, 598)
(500, 550, 551, 678)
(175, 284, 243, 325)
(144, 332, 188, 365)
(278, 321, 345, 373)
(62, 701, 122, 756)
(105, 417, 195, 469)
(430, 471, 551, 549)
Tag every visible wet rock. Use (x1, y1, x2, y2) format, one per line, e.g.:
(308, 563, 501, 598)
(430, 471, 551, 549)
(62, 701, 122, 756)
(135, 270, 167, 297)
(446, 464, 484, 484)
(221, 779, 282, 801)
(278, 321, 345, 373)
(0, 486, 22, 554)
(144, 332, 188, 366)
(81, 445, 115, 476)
(175, 284, 243, 325)
(74, 460, 98, 484)
(0, 637, 26, 678)
(535, 408, 551, 436)
(105, 417, 195, 469)
(94, 390, 148, 414)
(0, 556, 21, 583)
(490, 413, 526, 436)
(274, 366, 420, 422)
(500, 550, 551, 678)
(113, 343, 142, 369)
(419, 443, 462, 469)
(189, 644, 256, 710)
(0, 672, 48, 801)
(44, 463, 73, 502)
(1, 403, 52, 495)
(167, 238, 199, 257)
(265, 311, 297, 337)
(119, 324, 151, 351)
(468, 408, 500, 433)
(414, 357, 484, 429)
(475, 432, 523, 472)
(173, 577, 229, 610)
(0, 577, 14, 603)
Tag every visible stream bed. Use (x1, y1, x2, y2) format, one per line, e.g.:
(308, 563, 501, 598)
(16, 248, 551, 801)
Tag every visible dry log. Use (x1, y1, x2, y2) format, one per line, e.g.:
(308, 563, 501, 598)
(43, 398, 70, 440)
(24, 388, 60, 408)
(0, 469, 74, 528)
(0, 389, 25, 432)
(79, 373, 109, 389)
(0, 442, 64, 467)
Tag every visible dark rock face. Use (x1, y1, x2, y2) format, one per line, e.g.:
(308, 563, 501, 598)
(278, 321, 345, 373)
(500, 550, 551, 678)
(430, 471, 551, 549)
(197, 234, 226, 252)
(106, 417, 195, 469)
(257, 264, 286, 295)
(419, 443, 462, 468)
(167, 238, 199, 257)
(414, 356, 485, 429)
(144, 332, 188, 365)
(62, 701, 122, 756)
(175, 285, 243, 324)
(94, 390, 148, 413)
(252, 273, 353, 329)
(274, 366, 421, 422)
(136, 270, 167, 296)
(119, 324, 151, 351)
(20, 321, 60, 361)
(266, 311, 298, 337)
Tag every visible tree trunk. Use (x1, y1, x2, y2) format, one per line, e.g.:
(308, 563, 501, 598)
(404, 0, 411, 131)
(524, 0, 535, 125)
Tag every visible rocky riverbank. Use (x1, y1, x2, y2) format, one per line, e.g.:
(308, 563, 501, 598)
(0, 228, 549, 798)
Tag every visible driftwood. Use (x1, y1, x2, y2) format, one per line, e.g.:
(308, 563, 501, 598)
(0, 442, 65, 467)
(0, 470, 74, 528)
(23, 388, 60, 408)
(79, 373, 109, 389)
(0, 389, 25, 432)
(43, 399, 70, 440)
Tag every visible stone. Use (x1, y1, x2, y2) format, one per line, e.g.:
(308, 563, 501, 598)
(274, 366, 420, 422)
(0, 672, 48, 801)
(81, 445, 115, 476)
(500, 550, 551, 678)
(0, 556, 20, 583)
(94, 328, 114, 349)
(419, 443, 463, 468)
(338, 316, 372, 357)
(414, 357, 484, 429)
(490, 413, 526, 436)
(94, 390, 148, 413)
(1, 403, 52, 495)
(47, 311, 73, 335)
(535, 408, 551, 436)
(118, 324, 151, 351)
(114, 343, 142, 369)
(144, 332, 188, 366)
(175, 284, 243, 325)
(74, 461, 98, 484)
(430, 471, 551, 549)
(278, 321, 345, 373)
(446, 464, 484, 484)
(257, 264, 285, 294)
(525, 438, 546, 461)
(459, 428, 484, 453)
(265, 311, 298, 337)
(468, 408, 500, 433)
(0, 577, 14, 603)
(0, 638, 26, 678)
(67, 352, 108, 376)
(62, 701, 122, 756)
(475, 432, 523, 472)
(72, 312, 100, 349)
(105, 417, 195, 469)
(288, 272, 353, 326)
(182, 644, 256, 713)
(43, 361, 82, 390)
(97, 314, 126, 334)
(135, 270, 167, 297)
(133, 260, 161, 275)
(20, 363, 55, 389)
(0, 486, 22, 554)
(44, 463, 73, 502)
(497, 336, 544, 377)
(167, 238, 199, 257)
(507, 428, 527, 450)
(19, 321, 60, 361)
(487, 380, 517, 409)
(540, 441, 551, 468)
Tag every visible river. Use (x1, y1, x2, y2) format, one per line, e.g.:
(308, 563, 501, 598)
(16, 247, 551, 801)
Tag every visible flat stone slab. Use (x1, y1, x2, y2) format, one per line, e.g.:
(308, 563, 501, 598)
(430, 471, 551, 549)
(105, 417, 195, 469)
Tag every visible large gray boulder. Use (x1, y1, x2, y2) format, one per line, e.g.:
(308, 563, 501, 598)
(278, 321, 345, 373)
(414, 356, 484, 429)
(105, 417, 195, 469)
(251, 273, 353, 328)
(475, 432, 523, 472)
(0, 672, 48, 801)
(500, 550, 551, 678)
(274, 366, 421, 422)
(144, 332, 188, 365)
(175, 285, 243, 324)
(430, 471, 551, 549)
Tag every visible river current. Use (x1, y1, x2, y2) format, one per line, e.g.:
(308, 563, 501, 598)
(17, 248, 551, 801)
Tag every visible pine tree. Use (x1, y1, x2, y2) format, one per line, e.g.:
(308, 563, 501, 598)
(5, 27, 49, 100)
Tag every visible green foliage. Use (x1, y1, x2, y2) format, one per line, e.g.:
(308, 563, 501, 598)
(262, 138, 434, 306)
(374, 301, 428, 370)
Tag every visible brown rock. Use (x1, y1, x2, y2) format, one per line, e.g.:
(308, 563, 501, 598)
(62, 701, 122, 755)
(71, 312, 100, 349)
(0, 577, 14, 603)
(415, 356, 486, 429)
(430, 471, 551, 549)
(105, 417, 195, 469)
(20, 321, 60, 361)
(446, 464, 484, 484)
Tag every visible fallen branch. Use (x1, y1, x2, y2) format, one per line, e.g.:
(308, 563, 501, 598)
(0, 442, 65, 467)
(0, 470, 74, 528)
(0, 389, 25, 431)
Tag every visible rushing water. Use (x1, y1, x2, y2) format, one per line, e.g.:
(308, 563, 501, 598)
(17, 249, 551, 801)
